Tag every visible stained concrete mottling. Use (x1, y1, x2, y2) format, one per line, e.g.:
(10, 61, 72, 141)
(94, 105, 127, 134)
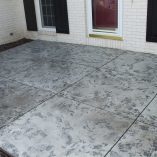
(0, 40, 157, 157)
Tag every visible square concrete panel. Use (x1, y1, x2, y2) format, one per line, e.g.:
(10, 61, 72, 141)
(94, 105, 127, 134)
(51, 44, 124, 67)
(0, 77, 53, 128)
(138, 96, 157, 127)
(61, 67, 156, 120)
(1, 40, 157, 157)
(12, 60, 94, 93)
(106, 121, 157, 157)
(102, 51, 157, 85)
(0, 95, 133, 157)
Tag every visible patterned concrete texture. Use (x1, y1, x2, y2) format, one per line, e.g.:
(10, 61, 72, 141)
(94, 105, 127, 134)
(0, 40, 157, 157)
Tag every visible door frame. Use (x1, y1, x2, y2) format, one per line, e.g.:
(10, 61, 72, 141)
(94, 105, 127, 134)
(86, 0, 123, 37)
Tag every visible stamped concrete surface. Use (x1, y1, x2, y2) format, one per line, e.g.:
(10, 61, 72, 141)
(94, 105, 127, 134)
(0, 40, 157, 157)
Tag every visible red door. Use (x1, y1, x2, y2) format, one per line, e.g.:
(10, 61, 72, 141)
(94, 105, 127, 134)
(92, 0, 118, 29)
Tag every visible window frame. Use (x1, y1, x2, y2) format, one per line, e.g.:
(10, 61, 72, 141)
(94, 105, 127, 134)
(34, 0, 56, 32)
(86, 0, 123, 37)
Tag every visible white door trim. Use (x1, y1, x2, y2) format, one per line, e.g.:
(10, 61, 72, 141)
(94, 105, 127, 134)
(86, 0, 123, 37)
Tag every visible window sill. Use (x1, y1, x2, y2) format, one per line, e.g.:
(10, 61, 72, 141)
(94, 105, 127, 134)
(89, 34, 123, 41)
(38, 30, 56, 36)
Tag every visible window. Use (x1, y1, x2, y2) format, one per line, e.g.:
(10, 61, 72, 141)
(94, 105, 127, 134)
(87, 0, 122, 37)
(35, 0, 56, 31)
(40, 0, 55, 27)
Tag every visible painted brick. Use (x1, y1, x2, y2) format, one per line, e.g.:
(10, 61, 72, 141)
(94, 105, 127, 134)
(1, 0, 157, 54)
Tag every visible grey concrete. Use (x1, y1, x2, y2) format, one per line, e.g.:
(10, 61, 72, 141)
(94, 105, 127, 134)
(138, 96, 157, 127)
(106, 121, 157, 157)
(0, 95, 133, 157)
(0, 77, 53, 128)
(11, 60, 94, 93)
(0, 40, 157, 157)
(61, 52, 157, 120)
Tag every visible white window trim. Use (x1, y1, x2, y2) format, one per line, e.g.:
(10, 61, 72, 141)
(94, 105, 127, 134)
(34, 0, 56, 32)
(86, 0, 123, 37)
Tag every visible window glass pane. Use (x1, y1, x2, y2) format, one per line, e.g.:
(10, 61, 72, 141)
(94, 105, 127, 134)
(42, 6, 46, 15)
(47, 6, 51, 15)
(46, 0, 51, 5)
(47, 16, 53, 26)
(92, 0, 118, 30)
(40, 0, 55, 27)
(41, 0, 46, 5)
(43, 15, 48, 26)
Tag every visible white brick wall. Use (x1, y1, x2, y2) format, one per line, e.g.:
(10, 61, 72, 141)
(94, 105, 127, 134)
(0, 0, 157, 54)
(0, 0, 25, 45)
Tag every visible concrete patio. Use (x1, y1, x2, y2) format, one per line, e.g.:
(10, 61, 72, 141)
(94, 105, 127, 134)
(0, 40, 157, 157)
